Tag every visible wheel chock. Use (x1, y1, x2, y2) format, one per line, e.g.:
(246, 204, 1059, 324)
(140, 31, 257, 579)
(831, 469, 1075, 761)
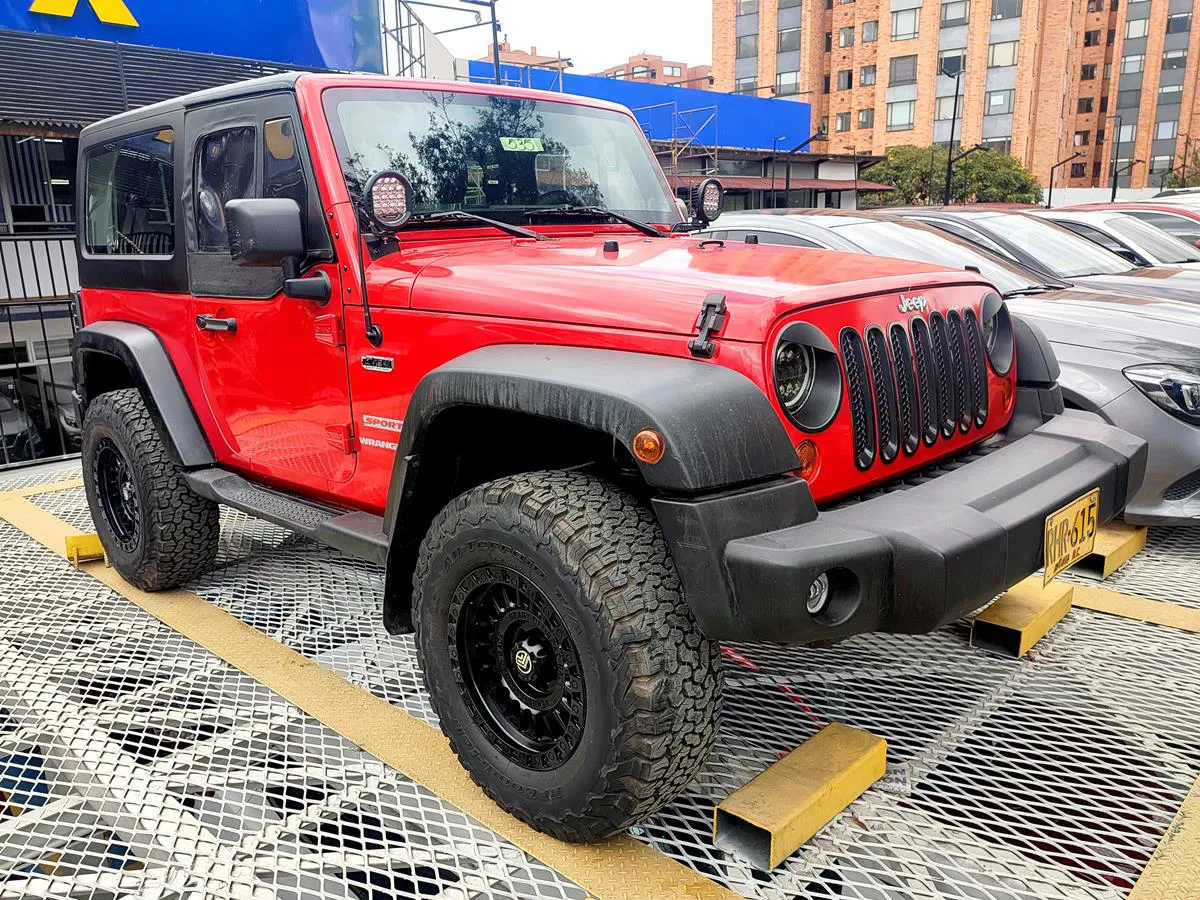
(65, 533, 106, 568)
(1074, 522, 1147, 579)
(971, 576, 1073, 657)
(713, 722, 886, 870)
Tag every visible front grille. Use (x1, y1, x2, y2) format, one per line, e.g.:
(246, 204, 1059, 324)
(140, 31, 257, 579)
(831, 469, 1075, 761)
(840, 328, 876, 470)
(840, 304, 993, 471)
(865, 327, 900, 463)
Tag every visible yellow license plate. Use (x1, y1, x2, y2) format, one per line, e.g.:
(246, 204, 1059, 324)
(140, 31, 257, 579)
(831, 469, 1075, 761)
(1043, 488, 1100, 584)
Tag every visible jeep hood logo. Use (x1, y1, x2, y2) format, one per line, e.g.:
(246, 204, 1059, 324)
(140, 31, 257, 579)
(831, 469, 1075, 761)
(898, 294, 929, 314)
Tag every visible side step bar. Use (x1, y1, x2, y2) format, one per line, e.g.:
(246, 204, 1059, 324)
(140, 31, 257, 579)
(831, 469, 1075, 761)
(184, 469, 388, 566)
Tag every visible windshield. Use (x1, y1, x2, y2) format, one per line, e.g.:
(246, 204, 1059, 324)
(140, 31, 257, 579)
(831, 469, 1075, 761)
(323, 87, 680, 227)
(975, 213, 1133, 277)
(831, 220, 1042, 295)
(1105, 215, 1200, 264)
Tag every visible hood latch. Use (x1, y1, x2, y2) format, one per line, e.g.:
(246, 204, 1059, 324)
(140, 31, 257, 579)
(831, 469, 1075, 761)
(689, 292, 728, 359)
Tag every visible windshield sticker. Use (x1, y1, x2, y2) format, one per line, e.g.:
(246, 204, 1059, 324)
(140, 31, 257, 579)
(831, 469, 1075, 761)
(499, 136, 545, 153)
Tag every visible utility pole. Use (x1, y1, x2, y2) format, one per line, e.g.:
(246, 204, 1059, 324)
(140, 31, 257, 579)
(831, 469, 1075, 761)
(782, 128, 827, 202)
(1046, 151, 1084, 208)
(489, 0, 502, 84)
(942, 60, 963, 206)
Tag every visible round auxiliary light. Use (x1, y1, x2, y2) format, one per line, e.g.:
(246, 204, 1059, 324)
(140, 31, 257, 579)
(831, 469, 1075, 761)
(807, 572, 831, 615)
(363, 170, 414, 230)
(632, 429, 666, 464)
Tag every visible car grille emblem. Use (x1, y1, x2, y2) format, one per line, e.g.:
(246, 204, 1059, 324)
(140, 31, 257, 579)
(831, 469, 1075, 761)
(898, 294, 929, 314)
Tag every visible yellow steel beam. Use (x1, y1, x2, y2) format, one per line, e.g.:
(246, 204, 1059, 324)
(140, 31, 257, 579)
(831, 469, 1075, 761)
(1074, 522, 1146, 579)
(713, 723, 886, 870)
(971, 577, 1073, 658)
(1071, 584, 1200, 634)
(0, 494, 736, 900)
(1130, 776, 1200, 899)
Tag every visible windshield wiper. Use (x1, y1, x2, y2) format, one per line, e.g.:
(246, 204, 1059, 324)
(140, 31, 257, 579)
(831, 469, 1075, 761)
(525, 205, 664, 238)
(1002, 286, 1055, 298)
(406, 211, 548, 241)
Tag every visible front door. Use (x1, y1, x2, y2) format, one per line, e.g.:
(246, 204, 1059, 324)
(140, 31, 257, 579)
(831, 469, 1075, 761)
(186, 93, 355, 496)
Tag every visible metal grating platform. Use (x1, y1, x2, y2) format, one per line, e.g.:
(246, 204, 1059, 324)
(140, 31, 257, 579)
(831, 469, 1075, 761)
(2, 463, 1198, 899)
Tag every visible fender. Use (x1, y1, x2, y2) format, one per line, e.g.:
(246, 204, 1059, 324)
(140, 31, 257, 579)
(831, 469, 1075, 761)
(72, 322, 215, 468)
(379, 344, 800, 633)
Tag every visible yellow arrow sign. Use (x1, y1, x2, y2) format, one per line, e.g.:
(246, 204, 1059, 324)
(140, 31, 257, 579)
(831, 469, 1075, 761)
(29, 0, 138, 27)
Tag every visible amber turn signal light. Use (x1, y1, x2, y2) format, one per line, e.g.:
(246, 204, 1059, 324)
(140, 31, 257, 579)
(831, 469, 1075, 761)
(633, 429, 666, 464)
(1000, 377, 1014, 412)
(796, 440, 819, 480)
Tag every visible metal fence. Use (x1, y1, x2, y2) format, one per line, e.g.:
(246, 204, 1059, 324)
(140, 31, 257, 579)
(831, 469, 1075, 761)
(0, 232, 78, 302)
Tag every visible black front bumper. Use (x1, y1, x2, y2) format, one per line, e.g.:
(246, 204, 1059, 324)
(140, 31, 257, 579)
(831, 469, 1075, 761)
(653, 411, 1147, 644)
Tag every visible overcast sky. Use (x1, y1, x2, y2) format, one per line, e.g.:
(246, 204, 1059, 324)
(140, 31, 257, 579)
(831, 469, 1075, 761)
(416, 0, 714, 75)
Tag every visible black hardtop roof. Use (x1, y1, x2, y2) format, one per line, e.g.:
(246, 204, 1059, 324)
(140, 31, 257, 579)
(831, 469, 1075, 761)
(79, 72, 304, 141)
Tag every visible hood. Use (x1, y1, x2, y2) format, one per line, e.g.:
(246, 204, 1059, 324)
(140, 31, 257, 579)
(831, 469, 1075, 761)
(1075, 266, 1200, 305)
(371, 234, 988, 343)
(1009, 286, 1200, 363)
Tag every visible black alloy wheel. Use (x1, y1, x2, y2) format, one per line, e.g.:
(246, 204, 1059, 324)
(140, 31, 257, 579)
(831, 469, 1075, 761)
(94, 437, 140, 551)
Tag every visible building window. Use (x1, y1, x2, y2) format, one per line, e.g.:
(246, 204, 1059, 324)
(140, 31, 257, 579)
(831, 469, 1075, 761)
(839, 26, 855, 47)
(836, 112, 852, 132)
(939, 48, 966, 75)
(942, 0, 970, 26)
(1092, 160, 1102, 178)
(735, 76, 758, 94)
(1150, 155, 1173, 174)
(84, 129, 176, 256)
(1074, 130, 1090, 146)
(825, 31, 833, 51)
(1104, 62, 1111, 79)
(1081, 64, 1096, 80)
(1087, 0, 1103, 10)
(1125, 19, 1148, 39)
(737, 0, 758, 13)
(985, 88, 1014, 115)
(737, 34, 758, 58)
(858, 107, 875, 128)
(1070, 162, 1087, 178)
(892, 8, 920, 39)
(863, 20, 879, 41)
(1156, 120, 1179, 140)
(991, 0, 1021, 20)
(1117, 88, 1140, 108)
(823, 73, 831, 93)
(779, 0, 802, 5)
(1160, 83, 1184, 100)
(779, 28, 801, 52)
(631, 66, 649, 78)
(1167, 13, 1191, 34)
(777, 71, 800, 96)
(1120, 55, 1144, 74)
(1100, 96, 1108, 112)
(981, 137, 1011, 155)
(1077, 97, 1094, 113)
(860, 64, 877, 85)
(1164, 49, 1189, 70)
(1118, 123, 1136, 143)
(887, 100, 916, 131)
(1084, 30, 1101, 46)
(838, 69, 853, 89)
(889, 54, 918, 85)
(988, 40, 1018, 67)
(609, 69, 627, 79)
(935, 96, 960, 119)
(1098, 128, 1106, 143)
(663, 65, 682, 77)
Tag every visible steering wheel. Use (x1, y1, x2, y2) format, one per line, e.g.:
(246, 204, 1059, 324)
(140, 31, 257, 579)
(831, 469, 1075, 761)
(538, 189, 580, 206)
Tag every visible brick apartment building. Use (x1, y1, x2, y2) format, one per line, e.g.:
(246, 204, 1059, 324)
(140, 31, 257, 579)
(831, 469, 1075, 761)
(481, 41, 571, 71)
(712, 0, 1200, 189)
(598, 53, 714, 88)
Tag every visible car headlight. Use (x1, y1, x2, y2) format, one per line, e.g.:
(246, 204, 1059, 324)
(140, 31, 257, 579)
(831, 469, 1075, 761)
(1125, 364, 1200, 425)
(979, 291, 1014, 376)
(772, 322, 843, 431)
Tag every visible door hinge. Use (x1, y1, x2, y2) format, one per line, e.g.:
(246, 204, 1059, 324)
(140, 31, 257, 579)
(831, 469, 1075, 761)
(326, 424, 356, 454)
(315, 313, 345, 348)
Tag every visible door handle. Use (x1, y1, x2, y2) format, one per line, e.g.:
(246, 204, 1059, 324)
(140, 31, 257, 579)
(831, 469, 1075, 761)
(196, 315, 238, 334)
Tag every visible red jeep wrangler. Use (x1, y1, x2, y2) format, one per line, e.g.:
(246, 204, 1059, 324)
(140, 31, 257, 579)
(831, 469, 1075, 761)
(72, 73, 1145, 841)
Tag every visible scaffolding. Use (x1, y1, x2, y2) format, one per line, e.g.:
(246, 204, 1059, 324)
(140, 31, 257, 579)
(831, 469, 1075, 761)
(631, 100, 721, 178)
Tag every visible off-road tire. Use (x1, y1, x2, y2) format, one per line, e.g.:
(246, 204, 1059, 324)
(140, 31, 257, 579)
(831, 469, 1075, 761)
(81, 388, 219, 591)
(413, 470, 721, 842)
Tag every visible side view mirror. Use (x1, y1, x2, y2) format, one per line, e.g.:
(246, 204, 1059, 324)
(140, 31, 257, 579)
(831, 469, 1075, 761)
(1112, 247, 1141, 264)
(691, 177, 725, 227)
(225, 198, 329, 305)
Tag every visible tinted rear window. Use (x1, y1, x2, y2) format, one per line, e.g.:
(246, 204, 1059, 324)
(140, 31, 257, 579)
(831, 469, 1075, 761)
(84, 129, 176, 257)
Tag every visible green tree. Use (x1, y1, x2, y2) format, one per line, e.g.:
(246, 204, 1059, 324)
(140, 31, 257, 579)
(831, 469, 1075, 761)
(1164, 143, 1200, 189)
(863, 144, 1042, 207)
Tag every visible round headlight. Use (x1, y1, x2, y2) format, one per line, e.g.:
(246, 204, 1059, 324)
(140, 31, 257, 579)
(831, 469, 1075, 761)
(775, 341, 816, 414)
(979, 292, 1014, 376)
(981, 313, 997, 354)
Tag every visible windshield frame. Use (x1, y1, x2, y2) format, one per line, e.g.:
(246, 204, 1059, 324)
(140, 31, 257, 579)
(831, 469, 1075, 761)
(972, 212, 1135, 277)
(320, 85, 682, 232)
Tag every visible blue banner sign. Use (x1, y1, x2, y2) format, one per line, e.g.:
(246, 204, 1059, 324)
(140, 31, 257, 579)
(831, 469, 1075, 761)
(1, 0, 383, 72)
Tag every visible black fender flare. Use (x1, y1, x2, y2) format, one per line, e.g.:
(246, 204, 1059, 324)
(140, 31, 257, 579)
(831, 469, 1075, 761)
(72, 322, 214, 468)
(380, 343, 799, 632)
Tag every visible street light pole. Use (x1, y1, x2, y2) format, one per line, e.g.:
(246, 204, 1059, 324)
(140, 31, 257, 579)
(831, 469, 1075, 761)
(1110, 114, 1123, 202)
(942, 63, 963, 206)
(770, 135, 785, 208)
(1046, 150, 1085, 208)
(782, 129, 827, 206)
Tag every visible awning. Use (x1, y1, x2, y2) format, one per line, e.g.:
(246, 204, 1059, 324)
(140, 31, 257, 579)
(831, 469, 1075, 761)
(0, 117, 83, 138)
(667, 174, 893, 192)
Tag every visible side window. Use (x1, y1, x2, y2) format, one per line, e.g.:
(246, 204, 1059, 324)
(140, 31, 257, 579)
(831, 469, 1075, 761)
(754, 231, 821, 247)
(84, 129, 176, 256)
(1125, 210, 1200, 245)
(1057, 221, 1125, 254)
(195, 126, 256, 253)
(263, 118, 307, 211)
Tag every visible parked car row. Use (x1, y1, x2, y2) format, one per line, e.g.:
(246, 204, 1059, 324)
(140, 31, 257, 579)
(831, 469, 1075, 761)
(702, 200, 1200, 525)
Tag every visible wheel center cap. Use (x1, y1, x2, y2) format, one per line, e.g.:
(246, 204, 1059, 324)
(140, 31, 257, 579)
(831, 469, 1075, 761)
(513, 647, 534, 678)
